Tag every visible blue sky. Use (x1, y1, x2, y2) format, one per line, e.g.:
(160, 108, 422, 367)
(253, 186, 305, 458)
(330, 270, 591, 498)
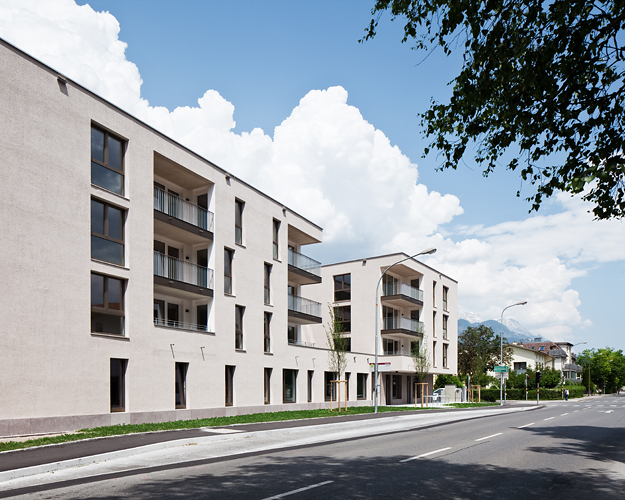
(1, 0, 623, 351)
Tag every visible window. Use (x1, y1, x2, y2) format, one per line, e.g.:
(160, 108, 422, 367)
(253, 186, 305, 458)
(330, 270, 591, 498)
(325, 371, 337, 401)
(91, 273, 125, 335)
(288, 325, 298, 345)
(272, 219, 280, 259)
(91, 199, 124, 265)
(235, 199, 244, 245)
(283, 369, 297, 403)
(433, 281, 437, 307)
(91, 125, 124, 195)
(334, 274, 351, 301)
(264, 263, 272, 304)
(175, 362, 188, 409)
(345, 372, 350, 401)
(539, 346, 545, 351)
(154, 299, 164, 326)
(411, 309, 420, 321)
(235, 305, 244, 350)
(224, 248, 234, 294)
(514, 362, 527, 371)
(225, 365, 235, 406)
(432, 311, 437, 337)
(443, 286, 449, 311)
(264, 312, 272, 353)
(308, 371, 314, 402)
(197, 304, 208, 331)
(443, 343, 449, 368)
(392, 375, 402, 399)
(357, 373, 367, 400)
(383, 338, 400, 355)
(433, 341, 437, 367)
(334, 305, 351, 333)
(264, 368, 272, 404)
(110, 359, 126, 412)
(443, 315, 448, 339)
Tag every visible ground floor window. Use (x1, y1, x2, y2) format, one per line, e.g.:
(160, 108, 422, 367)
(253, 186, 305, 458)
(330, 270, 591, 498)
(325, 371, 337, 401)
(345, 372, 350, 401)
(225, 365, 235, 406)
(392, 374, 402, 399)
(264, 368, 272, 404)
(175, 362, 188, 409)
(357, 373, 367, 400)
(308, 370, 314, 402)
(110, 359, 126, 412)
(283, 369, 297, 403)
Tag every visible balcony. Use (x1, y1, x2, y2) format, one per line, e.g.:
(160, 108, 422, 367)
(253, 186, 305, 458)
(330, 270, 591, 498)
(381, 316, 424, 338)
(563, 363, 584, 373)
(288, 248, 322, 285)
(288, 294, 322, 324)
(381, 282, 424, 307)
(288, 339, 316, 347)
(382, 347, 411, 356)
(154, 251, 214, 298)
(154, 186, 214, 242)
(154, 318, 212, 333)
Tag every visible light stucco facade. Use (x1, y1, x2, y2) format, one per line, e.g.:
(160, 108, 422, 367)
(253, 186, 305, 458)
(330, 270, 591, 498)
(0, 39, 458, 437)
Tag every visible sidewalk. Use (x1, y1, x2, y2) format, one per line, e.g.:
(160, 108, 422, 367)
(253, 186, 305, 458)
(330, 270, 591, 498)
(0, 404, 537, 483)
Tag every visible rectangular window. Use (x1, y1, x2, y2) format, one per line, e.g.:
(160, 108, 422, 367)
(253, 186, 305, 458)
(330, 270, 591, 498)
(91, 273, 125, 335)
(283, 369, 297, 403)
(392, 374, 402, 399)
(514, 362, 527, 371)
(224, 248, 234, 294)
(264, 263, 272, 304)
(272, 219, 280, 259)
(110, 359, 126, 412)
(167, 303, 179, 328)
(443, 343, 449, 368)
(443, 315, 448, 339)
(432, 311, 437, 337)
(443, 286, 449, 311)
(411, 309, 420, 321)
(91, 125, 124, 195)
(357, 373, 367, 400)
(433, 341, 437, 367)
(334, 273, 351, 301)
(264, 368, 272, 404)
(308, 370, 314, 402)
(91, 199, 124, 265)
(264, 312, 272, 353)
(175, 362, 188, 409)
(345, 372, 350, 401)
(235, 199, 244, 245)
(197, 304, 208, 331)
(288, 325, 298, 345)
(325, 371, 337, 401)
(225, 365, 235, 406)
(334, 305, 351, 333)
(235, 305, 244, 350)
(433, 281, 437, 307)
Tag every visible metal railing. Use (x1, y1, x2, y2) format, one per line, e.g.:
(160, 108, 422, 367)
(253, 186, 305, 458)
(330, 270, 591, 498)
(382, 282, 424, 302)
(288, 294, 322, 318)
(154, 186, 214, 232)
(154, 318, 211, 332)
(288, 339, 316, 347)
(288, 248, 322, 277)
(382, 316, 424, 334)
(154, 251, 214, 289)
(382, 348, 412, 356)
(563, 363, 584, 372)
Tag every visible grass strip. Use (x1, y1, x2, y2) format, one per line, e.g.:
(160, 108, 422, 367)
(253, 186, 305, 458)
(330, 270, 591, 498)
(0, 403, 496, 453)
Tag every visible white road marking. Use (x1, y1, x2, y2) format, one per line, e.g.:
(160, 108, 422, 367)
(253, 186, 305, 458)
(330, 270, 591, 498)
(476, 433, 503, 441)
(261, 481, 334, 500)
(561, 413, 569, 416)
(574, 410, 580, 413)
(400, 447, 452, 463)
(610, 405, 616, 407)
(599, 405, 604, 407)
(605, 410, 614, 414)
(544, 417, 555, 421)
(200, 428, 242, 434)
(518, 423, 534, 429)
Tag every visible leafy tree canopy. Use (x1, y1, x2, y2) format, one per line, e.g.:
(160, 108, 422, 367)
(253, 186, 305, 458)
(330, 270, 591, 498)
(362, 0, 625, 219)
(578, 347, 625, 391)
(458, 325, 511, 377)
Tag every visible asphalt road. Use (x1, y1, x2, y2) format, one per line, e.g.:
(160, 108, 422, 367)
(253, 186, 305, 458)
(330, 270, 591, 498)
(4, 396, 625, 499)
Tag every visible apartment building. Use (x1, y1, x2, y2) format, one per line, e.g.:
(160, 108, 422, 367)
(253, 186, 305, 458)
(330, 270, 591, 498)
(303, 254, 459, 405)
(519, 341, 584, 381)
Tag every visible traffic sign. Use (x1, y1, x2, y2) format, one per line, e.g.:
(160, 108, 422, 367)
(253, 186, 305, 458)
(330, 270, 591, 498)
(494, 366, 509, 373)
(496, 372, 509, 380)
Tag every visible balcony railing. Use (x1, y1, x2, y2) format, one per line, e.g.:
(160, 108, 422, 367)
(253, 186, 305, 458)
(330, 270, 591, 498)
(154, 251, 214, 289)
(382, 282, 424, 302)
(563, 363, 584, 372)
(288, 339, 316, 347)
(383, 348, 412, 356)
(288, 294, 322, 318)
(154, 318, 210, 332)
(382, 316, 424, 334)
(288, 248, 321, 277)
(154, 186, 214, 232)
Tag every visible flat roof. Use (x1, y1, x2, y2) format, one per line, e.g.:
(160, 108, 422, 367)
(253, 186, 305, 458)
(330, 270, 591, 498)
(0, 37, 323, 233)
(322, 252, 457, 283)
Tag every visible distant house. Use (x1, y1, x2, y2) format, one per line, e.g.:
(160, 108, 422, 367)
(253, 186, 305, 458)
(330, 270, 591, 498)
(487, 344, 555, 380)
(518, 341, 583, 381)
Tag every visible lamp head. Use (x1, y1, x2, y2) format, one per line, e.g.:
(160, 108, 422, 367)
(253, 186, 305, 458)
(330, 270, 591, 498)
(420, 247, 437, 255)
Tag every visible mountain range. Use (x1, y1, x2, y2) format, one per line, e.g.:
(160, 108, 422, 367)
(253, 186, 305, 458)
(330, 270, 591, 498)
(457, 312, 542, 344)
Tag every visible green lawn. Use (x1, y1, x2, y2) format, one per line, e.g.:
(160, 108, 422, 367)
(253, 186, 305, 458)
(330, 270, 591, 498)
(0, 403, 495, 453)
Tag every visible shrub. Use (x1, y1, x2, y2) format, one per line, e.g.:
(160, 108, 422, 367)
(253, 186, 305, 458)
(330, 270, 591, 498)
(434, 374, 463, 389)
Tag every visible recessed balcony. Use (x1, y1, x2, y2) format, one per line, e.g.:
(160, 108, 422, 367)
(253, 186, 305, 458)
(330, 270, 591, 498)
(154, 318, 212, 333)
(288, 294, 322, 324)
(381, 317, 424, 338)
(381, 282, 424, 307)
(154, 251, 214, 298)
(154, 186, 214, 243)
(288, 248, 322, 285)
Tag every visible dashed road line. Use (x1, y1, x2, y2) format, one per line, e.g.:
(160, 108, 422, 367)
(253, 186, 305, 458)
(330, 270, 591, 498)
(574, 410, 580, 413)
(544, 417, 555, 421)
(476, 433, 503, 442)
(400, 447, 452, 463)
(518, 423, 534, 429)
(261, 481, 334, 500)
(560, 413, 569, 416)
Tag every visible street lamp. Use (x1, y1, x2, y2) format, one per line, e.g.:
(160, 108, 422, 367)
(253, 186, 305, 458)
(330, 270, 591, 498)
(374, 247, 437, 413)
(500, 301, 527, 406)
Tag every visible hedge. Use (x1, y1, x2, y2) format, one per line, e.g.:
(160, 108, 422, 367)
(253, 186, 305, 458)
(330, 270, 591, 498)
(475, 386, 587, 402)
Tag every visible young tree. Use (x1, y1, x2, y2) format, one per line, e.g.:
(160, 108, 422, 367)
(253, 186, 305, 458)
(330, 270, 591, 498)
(324, 304, 349, 382)
(412, 337, 431, 400)
(363, 1, 625, 219)
(458, 325, 511, 379)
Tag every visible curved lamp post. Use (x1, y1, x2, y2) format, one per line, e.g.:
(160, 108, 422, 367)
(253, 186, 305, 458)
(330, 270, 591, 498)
(500, 301, 527, 406)
(374, 247, 437, 413)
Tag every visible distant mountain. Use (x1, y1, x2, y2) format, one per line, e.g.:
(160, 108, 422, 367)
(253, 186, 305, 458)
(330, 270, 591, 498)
(458, 311, 485, 323)
(458, 318, 538, 344)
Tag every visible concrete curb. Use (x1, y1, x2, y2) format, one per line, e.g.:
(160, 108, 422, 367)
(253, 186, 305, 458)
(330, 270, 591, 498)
(0, 406, 537, 484)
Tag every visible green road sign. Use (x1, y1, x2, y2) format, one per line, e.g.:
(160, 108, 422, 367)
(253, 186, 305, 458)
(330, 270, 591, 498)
(494, 366, 509, 373)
